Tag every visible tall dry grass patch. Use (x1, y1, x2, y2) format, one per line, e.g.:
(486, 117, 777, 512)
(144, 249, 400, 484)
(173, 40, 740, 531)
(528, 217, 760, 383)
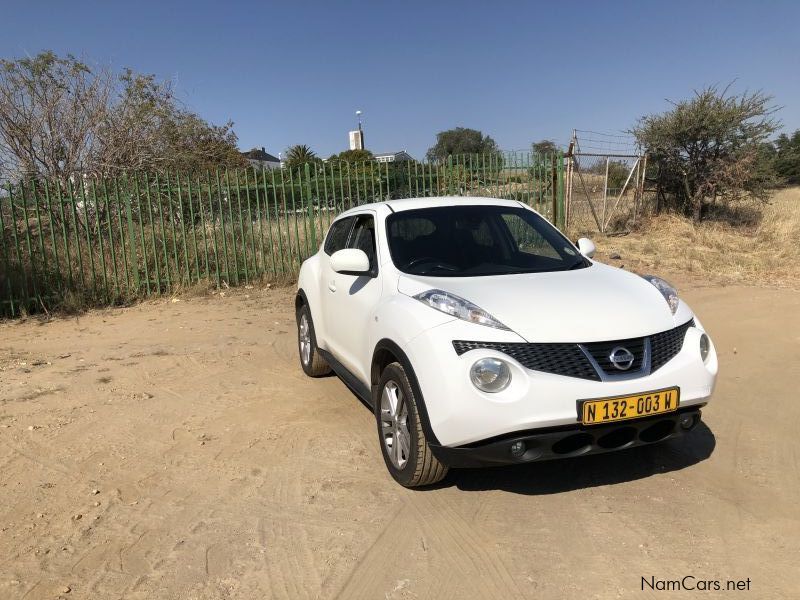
(593, 187, 800, 287)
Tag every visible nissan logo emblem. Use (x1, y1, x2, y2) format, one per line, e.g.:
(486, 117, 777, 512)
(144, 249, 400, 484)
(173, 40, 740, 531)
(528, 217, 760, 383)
(609, 346, 635, 370)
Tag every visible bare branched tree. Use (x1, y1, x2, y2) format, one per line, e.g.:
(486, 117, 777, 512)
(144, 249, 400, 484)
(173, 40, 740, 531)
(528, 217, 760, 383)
(0, 51, 244, 184)
(95, 71, 243, 174)
(93, 70, 171, 174)
(0, 52, 114, 184)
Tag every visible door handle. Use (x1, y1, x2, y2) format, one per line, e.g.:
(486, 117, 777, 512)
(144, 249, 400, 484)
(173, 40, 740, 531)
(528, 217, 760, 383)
(328, 281, 337, 292)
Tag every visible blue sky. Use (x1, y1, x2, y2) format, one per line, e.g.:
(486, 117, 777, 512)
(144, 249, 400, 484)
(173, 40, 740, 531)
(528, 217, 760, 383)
(2, 0, 798, 159)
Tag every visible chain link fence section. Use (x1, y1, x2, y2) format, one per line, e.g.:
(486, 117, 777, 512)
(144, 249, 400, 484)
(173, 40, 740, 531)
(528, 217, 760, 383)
(565, 130, 653, 235)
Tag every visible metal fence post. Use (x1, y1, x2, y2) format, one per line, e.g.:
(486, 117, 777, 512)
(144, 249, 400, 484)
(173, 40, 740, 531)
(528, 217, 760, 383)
(0, 194, 16, 316)
(120, 177, 135, 294)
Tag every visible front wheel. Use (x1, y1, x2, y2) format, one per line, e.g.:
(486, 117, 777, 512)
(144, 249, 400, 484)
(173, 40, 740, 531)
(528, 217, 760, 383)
(376, 362, 448, 487)
(296, 304, 331, 377)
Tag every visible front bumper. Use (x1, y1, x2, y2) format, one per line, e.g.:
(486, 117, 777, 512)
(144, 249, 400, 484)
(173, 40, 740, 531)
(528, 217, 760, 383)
(430, 407, 703, 468)
(405, 318, 718, 447)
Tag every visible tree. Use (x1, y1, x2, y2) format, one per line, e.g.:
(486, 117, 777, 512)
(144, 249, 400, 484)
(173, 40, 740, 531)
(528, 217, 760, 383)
(773, 130, 800, 184)
(531, 140, 559, 155)
(0, 52, 113, 183)
(426, 127, 499, 162)
(283, 144, 319, 171)
(159, 112, 243, 172)
(97, 70, 243, 174)
(632, 85, 779, 221)
(0, 51, 244, 183)
(588, 159, 632, 191)
(328, 149, 374, 163)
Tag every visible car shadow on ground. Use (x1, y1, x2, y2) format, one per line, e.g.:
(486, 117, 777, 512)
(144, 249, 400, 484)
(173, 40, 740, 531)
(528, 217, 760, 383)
(432, 422, 716, 495)
(333, 380, 715, 495)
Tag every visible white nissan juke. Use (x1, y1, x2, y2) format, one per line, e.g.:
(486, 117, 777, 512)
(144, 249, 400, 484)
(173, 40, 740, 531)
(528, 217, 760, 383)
(295, 197, 717, 487)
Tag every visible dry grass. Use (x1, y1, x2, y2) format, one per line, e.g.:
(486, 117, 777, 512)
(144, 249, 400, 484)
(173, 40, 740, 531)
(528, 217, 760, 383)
(593, 187, 800, 287)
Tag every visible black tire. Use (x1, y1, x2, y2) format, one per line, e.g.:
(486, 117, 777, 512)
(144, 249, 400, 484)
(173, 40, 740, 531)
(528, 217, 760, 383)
(376, 362, 448, 487)
(296, 304, 331, 377)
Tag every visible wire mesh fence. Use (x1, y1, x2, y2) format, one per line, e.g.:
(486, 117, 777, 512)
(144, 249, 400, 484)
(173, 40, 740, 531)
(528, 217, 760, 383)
(0, 151, 565, 316)
(567, 153, 641, 233)
(564, 130, 653, 234)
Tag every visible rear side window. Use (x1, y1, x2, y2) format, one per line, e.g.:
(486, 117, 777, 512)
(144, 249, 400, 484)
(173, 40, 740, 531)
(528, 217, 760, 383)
(324, 217, 355, 255)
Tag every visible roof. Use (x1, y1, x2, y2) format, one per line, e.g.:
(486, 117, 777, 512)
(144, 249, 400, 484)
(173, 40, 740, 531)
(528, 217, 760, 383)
(242, 148, 280, 162)
(387, 196, 525, 212)
(336, 196, 529, 218)
(373, 150, 413, 158)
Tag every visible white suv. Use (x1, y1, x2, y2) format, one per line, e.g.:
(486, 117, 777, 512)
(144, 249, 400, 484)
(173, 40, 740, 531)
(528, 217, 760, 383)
(296, 197, 717, 487)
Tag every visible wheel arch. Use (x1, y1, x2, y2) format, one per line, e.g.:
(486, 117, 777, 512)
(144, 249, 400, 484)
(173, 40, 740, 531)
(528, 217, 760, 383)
(295, 288, 309, 313)
(295, 281, 329, 351)
(371, 338, 440, 446)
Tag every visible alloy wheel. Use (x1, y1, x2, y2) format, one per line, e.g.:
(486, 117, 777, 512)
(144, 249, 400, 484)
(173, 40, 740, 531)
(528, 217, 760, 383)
(380, 380, 411, 469)
(298, 313, 311, 365)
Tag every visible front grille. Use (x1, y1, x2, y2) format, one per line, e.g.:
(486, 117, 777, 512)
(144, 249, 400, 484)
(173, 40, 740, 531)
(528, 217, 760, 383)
(583, 336, 647, 374)
(453, 318, 694, 381)
(651, 318, 694, 371)
(452, 340, 600, 381)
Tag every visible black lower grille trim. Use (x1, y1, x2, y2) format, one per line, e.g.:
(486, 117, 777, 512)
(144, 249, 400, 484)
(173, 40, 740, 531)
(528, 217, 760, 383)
(453, 318, 694, 380)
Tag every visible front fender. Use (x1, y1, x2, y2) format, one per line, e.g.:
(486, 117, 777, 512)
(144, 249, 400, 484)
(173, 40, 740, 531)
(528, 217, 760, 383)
(371, 337, 442, 446)
(297, 255, 328, 350)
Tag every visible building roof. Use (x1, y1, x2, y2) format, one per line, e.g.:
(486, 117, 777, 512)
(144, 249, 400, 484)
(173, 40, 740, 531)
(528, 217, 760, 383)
(242, 147, 280, 162)
(373, 150, 414, 159)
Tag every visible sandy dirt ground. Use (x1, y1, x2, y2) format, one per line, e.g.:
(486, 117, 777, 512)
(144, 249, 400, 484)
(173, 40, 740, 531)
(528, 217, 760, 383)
(1, 281, 798, 599)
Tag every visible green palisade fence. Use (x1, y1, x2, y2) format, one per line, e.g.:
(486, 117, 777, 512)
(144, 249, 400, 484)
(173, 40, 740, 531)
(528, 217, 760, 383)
(0, 151, 565, 316)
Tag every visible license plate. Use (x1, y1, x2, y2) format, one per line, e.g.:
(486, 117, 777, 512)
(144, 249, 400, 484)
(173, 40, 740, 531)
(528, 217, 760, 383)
(579, 387, 680, 425)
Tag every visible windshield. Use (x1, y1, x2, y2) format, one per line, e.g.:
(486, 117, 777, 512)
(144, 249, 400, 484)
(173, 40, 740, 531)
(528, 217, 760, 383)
(386, 205, 587, 277)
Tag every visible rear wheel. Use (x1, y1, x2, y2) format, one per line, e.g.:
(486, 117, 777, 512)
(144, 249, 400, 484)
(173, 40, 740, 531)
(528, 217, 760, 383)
(377, 362, 448, 487)
(296, 304, 331, 377)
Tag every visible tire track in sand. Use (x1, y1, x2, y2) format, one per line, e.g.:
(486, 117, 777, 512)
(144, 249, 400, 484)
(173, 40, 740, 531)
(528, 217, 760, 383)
(334, 490, 523, 599)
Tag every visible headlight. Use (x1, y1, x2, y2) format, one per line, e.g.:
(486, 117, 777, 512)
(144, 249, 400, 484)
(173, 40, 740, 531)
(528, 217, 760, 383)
(414, 289, 509, 330)
(470, 358, 511, 392)
(699, 333, 710, 363)
(642, 275, 679, 314)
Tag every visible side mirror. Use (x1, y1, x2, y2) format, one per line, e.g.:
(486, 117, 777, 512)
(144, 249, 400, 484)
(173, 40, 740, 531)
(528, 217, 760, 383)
(330, 249, 371, 275)
(577, 237, 596, 259)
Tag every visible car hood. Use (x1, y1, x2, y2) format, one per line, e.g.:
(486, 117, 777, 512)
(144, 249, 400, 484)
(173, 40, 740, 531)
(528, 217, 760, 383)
(397, 263, 683, 343)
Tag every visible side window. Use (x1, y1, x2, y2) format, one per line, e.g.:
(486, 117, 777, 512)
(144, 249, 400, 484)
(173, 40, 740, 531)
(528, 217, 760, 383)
(348, 214, 377, 269)
(324, 217, 355, 255)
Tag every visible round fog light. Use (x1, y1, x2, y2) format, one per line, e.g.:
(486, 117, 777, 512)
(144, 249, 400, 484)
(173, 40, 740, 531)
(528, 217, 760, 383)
(699, 333, 710, 363)
(510, 441, 526, 457)
(679, 414, 695, 430)
(470, 358, 511, 393)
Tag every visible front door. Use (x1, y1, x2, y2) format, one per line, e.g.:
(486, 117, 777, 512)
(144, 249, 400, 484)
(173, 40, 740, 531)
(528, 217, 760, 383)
(322, 211, 381, 383)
